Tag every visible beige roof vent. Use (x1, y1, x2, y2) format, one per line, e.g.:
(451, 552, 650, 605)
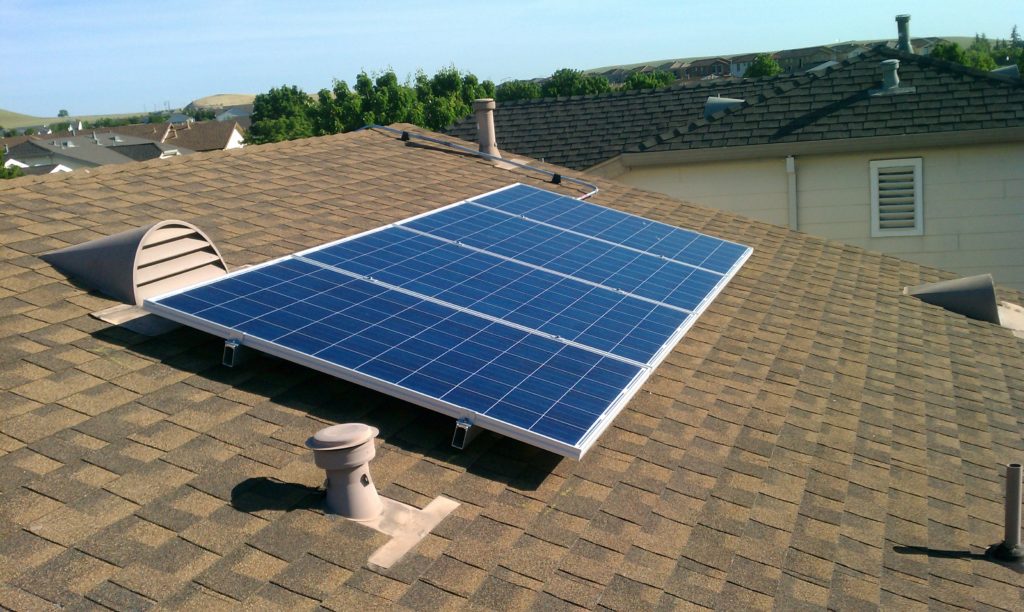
(40, 220, 228, 305)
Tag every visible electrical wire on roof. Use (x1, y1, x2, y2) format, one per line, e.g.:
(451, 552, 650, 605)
(360, 125, 599, 200)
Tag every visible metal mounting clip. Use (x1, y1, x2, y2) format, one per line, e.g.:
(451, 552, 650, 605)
(451, 418, 482, 450)
(222, 339, 248, 367)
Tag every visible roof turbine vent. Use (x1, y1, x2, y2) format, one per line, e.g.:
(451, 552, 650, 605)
(40, 220, 228, 305)
(903, 273, 1000, 324)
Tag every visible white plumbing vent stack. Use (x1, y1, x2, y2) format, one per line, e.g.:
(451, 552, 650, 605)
(306, 423, 383, 520)
(896, 15, 913, 54)
(473, 98, 500, 158)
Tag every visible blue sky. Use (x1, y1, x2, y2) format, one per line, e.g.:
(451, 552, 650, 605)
(2, 0, 1020, 116)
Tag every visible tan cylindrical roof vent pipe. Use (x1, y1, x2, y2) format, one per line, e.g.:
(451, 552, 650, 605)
(473, 98, 500, 158)
(306, 423, 383, 520)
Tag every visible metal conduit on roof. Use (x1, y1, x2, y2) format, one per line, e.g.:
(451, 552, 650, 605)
(360, 124, 600, 200)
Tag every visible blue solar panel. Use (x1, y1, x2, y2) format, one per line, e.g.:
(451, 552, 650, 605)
(468, 184, 750, 274)
(303, 227, 691, 364)
(146, 183, 751, 458)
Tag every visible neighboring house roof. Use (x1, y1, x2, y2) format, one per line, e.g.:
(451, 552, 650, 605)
(20, 163, 70, 175)
(216, 104, 253, 119)
(447, 48, 1024, 171)
(446, 77, 794, 170)
(107, 142, 180, 162)
(0, 126, 1023, 609)
(5, 133, 192, 167)
(110, 121, 243, 152)
(635, 47, 1024, 155)
(163, 121, 242, 152)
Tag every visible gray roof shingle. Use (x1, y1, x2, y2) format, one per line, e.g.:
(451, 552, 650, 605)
(0, 126, 1022, 609)
(448, 48, 1024, 169)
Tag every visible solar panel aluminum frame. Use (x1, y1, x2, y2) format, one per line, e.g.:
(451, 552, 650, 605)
(144, 184, 752, 459)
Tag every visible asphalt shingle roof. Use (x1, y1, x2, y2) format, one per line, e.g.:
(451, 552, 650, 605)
(446, 77, 794, 170)
(639, 47, 1024, 153)
(0, 126, 1022, 610)
(447, 48, 1024, 170)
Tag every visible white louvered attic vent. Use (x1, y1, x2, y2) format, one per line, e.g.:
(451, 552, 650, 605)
(870, 158, 922, 237)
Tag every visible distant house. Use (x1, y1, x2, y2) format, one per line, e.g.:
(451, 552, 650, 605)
(728, 53, 762, 77)
(448, 47, 1024, 289)
(109, 121, 245, 152)
(772, 45, 835, 73)
(215, 104, 253, 122)
(4, 132, 187, 170)
(168, 112, 193, 125)
(681, 57, 730, 79)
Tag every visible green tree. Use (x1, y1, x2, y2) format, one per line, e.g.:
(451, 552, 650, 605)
(622, 71, 675, 90)
(193, 108, 217, 121)
(932, 39, 998, 71)
(414, 66, 495, 130)
(931, 41, 967, 64)
(965, 48, 998, 71)
(541, 68, 611, 97)
(248, 85, 316, 144)
(57, 109, 69, 117)
(1, 151, 24, 180)
(744, 54, 782, 78)
(495, 79, 541, 102)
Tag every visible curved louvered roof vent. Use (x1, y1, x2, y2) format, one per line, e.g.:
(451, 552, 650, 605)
(40, 220, 227, 305)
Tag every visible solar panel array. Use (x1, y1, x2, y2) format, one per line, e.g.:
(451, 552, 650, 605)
(146, 184, 751, 458)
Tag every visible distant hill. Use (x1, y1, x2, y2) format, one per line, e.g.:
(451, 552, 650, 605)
(0, 108, 148, 130)
(189, 94, 256, 110)
(0, 109, 47, 129)
(586, 35, 975, 76)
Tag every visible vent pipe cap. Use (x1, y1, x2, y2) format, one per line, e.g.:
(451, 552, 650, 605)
(903, 273, 1000, 324)
(306, 423, 382, 520)
(306, 423, 379, 452)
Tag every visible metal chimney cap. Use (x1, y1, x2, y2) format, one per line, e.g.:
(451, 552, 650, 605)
(306, 423, 379, 451)
(473, 98, 496, 112)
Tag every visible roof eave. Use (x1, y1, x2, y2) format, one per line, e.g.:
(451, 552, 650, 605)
(609, 127, 1024, 168)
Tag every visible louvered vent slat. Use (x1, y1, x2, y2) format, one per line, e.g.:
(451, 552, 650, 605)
(872, 162, 921, 235)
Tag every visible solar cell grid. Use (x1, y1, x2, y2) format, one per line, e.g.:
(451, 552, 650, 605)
(403, 205, 722, 311)
(469, 184, 750, 274)
(147, 183, 751, 458)
(304, 227, 690, 363)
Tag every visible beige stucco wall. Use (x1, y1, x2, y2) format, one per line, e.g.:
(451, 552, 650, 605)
(612, 143, 1024, 291)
